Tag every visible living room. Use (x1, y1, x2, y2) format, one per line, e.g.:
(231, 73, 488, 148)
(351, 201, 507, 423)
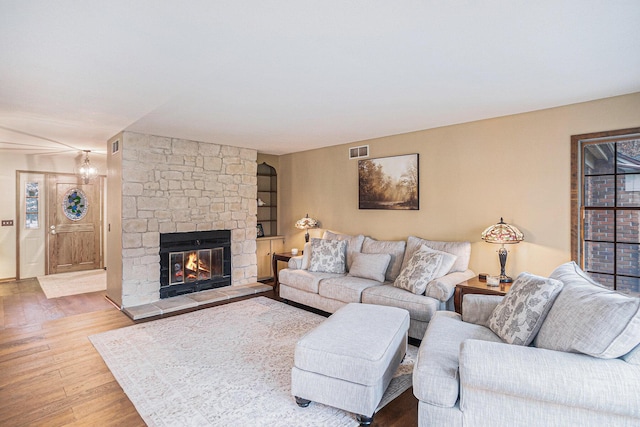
(1, 2, 640, 426)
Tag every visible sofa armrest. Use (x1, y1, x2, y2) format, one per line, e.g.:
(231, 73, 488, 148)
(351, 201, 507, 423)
(459, 339, 640, 419)
(287, 255, 305, 269)
(461, 294, 503, 325)
(425, 269, 475, 302)
(287, 242, 312, 270)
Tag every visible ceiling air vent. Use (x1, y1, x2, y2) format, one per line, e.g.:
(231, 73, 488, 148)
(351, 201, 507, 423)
(349, 145, 369, 159)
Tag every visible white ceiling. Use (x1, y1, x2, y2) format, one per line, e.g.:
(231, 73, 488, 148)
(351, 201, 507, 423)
(1, 1, 639, 157)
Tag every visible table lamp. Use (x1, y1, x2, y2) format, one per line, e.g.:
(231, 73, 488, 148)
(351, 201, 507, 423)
(481, 217, 524, 283)
(295, 214, 318, 243)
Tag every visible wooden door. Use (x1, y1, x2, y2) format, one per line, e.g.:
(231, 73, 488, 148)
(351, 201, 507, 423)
(47, 174, 102, 274)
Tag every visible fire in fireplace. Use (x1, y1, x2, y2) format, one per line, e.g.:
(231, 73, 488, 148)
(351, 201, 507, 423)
(159, 230, 231, 298)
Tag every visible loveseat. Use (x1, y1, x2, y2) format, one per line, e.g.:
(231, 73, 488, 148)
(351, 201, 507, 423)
(279, 231, 475, 339)
(413, 261, 640, 426)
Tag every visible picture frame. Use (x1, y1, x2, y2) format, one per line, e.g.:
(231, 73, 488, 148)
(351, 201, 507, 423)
(256, 223, 265, 238)
(358, 153, 419, 210)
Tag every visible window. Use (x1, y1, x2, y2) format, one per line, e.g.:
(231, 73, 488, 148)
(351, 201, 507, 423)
(572, 127, 640, 296)
(25, 182, 39, 229)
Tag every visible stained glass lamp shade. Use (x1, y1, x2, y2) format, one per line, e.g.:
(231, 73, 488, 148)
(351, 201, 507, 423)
(295, 214, 318, 243)
(481, 217, 524, 283)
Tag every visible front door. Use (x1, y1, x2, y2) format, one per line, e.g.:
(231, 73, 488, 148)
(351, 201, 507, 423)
(47, 174, 102, 274)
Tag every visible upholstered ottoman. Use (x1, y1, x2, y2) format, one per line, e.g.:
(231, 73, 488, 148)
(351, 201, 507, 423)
(292, 303, 410, 425)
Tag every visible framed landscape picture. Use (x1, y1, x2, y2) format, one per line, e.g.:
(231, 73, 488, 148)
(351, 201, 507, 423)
(358, 153, 419, 210)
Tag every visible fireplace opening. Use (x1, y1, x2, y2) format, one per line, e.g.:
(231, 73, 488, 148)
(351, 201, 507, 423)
(160, 230, 231, 298)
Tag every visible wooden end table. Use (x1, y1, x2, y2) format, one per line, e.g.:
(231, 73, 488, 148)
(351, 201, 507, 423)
(454, 276, 511, 315)
(272, 252, 299, 293)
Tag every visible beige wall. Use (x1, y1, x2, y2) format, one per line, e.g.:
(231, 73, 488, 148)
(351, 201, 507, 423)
(279, 92, 640, 278)
(0, 151, 107, 280)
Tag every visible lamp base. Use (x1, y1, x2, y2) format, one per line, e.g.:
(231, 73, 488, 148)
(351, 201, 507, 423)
(499, 275, 513, 283)
(497, 246, 514, 284)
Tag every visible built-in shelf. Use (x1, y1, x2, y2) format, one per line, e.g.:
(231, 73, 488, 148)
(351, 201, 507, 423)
(257, 162, 277, 237)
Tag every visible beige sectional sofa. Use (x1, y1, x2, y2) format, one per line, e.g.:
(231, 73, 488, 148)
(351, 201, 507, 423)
(279, 231, 475, 339)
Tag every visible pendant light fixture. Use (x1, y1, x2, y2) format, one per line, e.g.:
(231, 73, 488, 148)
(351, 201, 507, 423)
(79, 150, 98, 184)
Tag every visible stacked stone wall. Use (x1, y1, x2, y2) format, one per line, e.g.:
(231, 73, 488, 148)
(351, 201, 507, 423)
(120, 132, 257, 306)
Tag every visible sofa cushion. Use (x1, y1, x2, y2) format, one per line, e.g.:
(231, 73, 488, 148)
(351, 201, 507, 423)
(362, 284, 439, 322)
(534, 261, 640, 359)
(462, 294, 504, 325)
(309, 238, 347, 274)
(362, 237, 406, 282)
(278, 269, 345, 294)
(412, 311, 502, 407)
(319, 275, 383, 303)
(322, 231, 365, 271)
(393, 248, 443, 295)
(487, 272, 564, 345)
(347, 252, 391, 283)
(623, 343, 640, 365)
(548, 260, 602, 287)
(403, 236, 470, 274)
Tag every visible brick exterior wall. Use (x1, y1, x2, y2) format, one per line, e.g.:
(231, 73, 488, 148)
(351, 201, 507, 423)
(583, 143, 640, 294)
(119, 132, 258, 307)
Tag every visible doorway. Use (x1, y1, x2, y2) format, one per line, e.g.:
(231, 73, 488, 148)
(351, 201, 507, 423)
(17, 172, 104, 278)
(47, 174, 102, 274)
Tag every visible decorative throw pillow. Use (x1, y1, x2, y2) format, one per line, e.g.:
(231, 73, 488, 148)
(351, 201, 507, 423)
(487, 272, 564, 346)
(534, 262, 640, 359)
(418, 245, 457, 279)
(393, 248, 443, 295)
(347, 252, 391, 283)
(322, 230, 365, 271)
(308, 238, 347, 274)
(362, 237, 407, 282)
(402, 236, 471, 274)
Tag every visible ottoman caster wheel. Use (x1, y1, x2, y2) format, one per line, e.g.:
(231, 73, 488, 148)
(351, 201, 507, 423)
(356, 414, 374, 425)
(295, 396, 311, 407)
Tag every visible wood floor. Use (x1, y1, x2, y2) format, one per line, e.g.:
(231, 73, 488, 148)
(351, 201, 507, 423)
(0, 278, 418, 426)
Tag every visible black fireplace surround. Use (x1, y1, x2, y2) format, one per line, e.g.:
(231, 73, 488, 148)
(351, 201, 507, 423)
(159, 230, 231, 299)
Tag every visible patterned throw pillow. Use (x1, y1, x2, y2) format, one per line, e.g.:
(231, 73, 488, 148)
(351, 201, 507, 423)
(487, 272, 564, 346)
(393, 248, 443, 294)
(308, 238, 347, 274)
(418, 244, 457, 279)
(402, 236, 471, 274)
(322, 231, 365, 271)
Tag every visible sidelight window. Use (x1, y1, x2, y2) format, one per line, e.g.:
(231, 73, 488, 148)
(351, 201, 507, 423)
(25, 182, 39, 229)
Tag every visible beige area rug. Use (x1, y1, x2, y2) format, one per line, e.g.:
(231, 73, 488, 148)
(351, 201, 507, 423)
(37, 269, 106, 298)
(90, 297, 418, 427)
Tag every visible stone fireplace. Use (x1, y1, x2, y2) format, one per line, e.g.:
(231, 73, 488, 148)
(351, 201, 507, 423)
(107, 131, 258, 308)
